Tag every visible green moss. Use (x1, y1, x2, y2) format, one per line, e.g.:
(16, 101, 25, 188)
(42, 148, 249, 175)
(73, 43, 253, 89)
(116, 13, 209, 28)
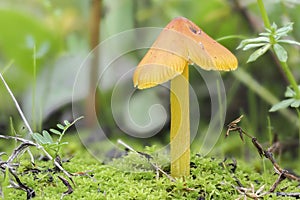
(3, 135, 299, 199)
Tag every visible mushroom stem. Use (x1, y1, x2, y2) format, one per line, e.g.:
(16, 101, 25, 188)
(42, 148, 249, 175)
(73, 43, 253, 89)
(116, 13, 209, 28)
(170, 63, 190, 177)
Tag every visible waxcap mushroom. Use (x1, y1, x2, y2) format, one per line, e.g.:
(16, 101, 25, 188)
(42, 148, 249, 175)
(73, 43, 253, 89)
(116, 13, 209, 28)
(132, 16, 238, 177)
(133, 16, 238, 89)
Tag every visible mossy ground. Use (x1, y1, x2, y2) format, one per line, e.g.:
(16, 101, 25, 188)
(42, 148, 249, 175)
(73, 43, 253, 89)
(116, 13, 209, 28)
(3, 134, 299, 200)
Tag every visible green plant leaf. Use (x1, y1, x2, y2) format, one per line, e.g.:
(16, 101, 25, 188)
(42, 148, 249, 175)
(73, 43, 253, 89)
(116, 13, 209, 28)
(58, 142, 69, 146)
(270, 22, 278, 31)
(42, 130, 53, 143)
(291, 100, 300, 108)
(247, 44, 271, 63)
(273, 43, 288, 62)
(242, 43, 266, 51)
(57, 124, 65, 130)
(64, 120, 71, 126)
(284, 87, 295, 97)
(246, 37, 270, 43)
(32, 133, 48, 144)
(278, 39, 300, 46)
(269, 98, 295, 112)
(259, 32, 271, 36)
(50, 128, 62, 135)
(237, 37, 270, 49)
(275, 23, 293, 37)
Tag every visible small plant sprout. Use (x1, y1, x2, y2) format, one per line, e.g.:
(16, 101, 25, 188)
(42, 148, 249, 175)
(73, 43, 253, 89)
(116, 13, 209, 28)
(32, 117, 83, 157)
(133, 17, 237, 177)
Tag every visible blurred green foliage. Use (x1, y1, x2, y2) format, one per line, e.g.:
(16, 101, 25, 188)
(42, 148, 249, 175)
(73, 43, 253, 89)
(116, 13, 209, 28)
(0, 9, 62, 83)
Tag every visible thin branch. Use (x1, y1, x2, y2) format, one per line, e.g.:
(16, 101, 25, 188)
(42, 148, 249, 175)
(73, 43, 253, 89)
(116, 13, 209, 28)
(58, 175, 73, 200)
(0, 135, 52, 162)
(269, 172, 286, 192)
(54, 157, 74, 185)
(0, 135, 36, 146)
(7, 143, 35, 163)
(0, 73, 33, 135)
(276, 192, 300, 198)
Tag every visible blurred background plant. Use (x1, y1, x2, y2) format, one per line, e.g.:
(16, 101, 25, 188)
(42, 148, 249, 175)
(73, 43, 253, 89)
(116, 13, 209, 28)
(0, 0, 299, 172)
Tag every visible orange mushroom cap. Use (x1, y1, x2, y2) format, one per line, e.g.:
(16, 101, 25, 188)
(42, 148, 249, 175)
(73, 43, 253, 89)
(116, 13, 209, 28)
(133, 17, 238, 89)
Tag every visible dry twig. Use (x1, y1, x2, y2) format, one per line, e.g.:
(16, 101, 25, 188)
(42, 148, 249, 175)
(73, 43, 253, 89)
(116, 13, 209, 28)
(117, 139, 176, 182)
(226, 115, 300, 199)
(58, 176, 73, 200)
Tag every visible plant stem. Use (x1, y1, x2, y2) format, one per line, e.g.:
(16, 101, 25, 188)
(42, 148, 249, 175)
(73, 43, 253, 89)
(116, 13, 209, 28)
(278, 60, 300, 98)
(257, 0, 271, 29)
(170, 63, 190, 177)
(0, 73, 33, 136)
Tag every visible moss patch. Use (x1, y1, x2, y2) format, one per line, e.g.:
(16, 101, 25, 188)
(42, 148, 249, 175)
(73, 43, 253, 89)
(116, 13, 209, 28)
(3, 135, 299, 200)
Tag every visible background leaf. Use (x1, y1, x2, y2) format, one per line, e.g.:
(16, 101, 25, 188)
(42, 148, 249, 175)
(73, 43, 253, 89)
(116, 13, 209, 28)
(243, 43, 267, 51)
(237, 37, 269, 49)
(50, 129, 61, 135)
(247, 44, 271, 63)
(284, 87, 296, 97)
(57, 124, 65, 130)
(273, 43, 288, 62)
(0, 10, 63, 91)
(291, 100, 300, 107)
(32, 133, 48, 144)
(42, 130, 53, 143)
(269, 98, 295, 112)
(278, 39, 300, 46)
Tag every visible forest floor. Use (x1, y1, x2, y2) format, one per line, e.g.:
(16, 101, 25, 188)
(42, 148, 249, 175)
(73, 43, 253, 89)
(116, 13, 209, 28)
(3, 133, 300, 200)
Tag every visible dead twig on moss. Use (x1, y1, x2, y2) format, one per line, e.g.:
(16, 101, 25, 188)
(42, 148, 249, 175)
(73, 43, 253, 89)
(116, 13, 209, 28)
(117, 139, 176, 182)
(0, 134, 74, 181)
(58, 175, 73, 200)
(0, 135, 74, 199)
(0, 135, 36, 168)
(8, 168, 35, 200)
(235, 183, 267, 200)
(276, 192, 300, 198)
(226, 115, 300, 199)
(0, 134, 74, 199)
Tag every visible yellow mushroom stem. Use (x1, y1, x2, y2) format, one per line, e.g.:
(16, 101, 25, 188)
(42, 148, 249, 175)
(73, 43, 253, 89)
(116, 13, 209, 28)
(170, 62, 190, 177)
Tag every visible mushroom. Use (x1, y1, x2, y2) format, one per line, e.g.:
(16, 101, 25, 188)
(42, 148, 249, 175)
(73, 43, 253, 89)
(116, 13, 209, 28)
(133, 17, 238, 177)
